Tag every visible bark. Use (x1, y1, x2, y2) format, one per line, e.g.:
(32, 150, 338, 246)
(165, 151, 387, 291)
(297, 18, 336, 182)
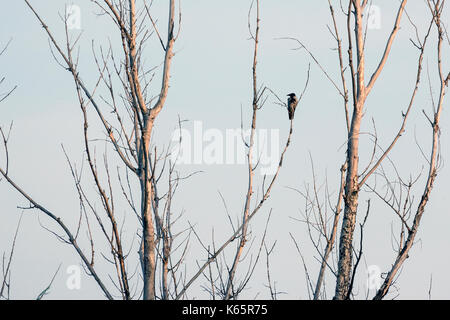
(141, 0, 175, 300)
(334, 1, 365, 300)
(334, 0, 407, 299)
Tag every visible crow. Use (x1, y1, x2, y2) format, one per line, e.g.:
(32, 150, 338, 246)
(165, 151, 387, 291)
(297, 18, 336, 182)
(287, 93, 298, 120)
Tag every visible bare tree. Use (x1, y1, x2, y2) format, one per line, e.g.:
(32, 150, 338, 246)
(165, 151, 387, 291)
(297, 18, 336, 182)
(0, 0, 181, 300)
(333, 0, 408, 300)
(0, 0, 447, 301)
(373, 0, 449, 299)
(292, 0, 448, 300)
(176, 0, 302, 300)
(334, 0, 448, 300)
(1, 0, 297, 301)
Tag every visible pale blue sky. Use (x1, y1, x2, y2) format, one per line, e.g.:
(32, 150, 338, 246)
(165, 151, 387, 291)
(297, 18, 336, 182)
(0, 1, 449, 299)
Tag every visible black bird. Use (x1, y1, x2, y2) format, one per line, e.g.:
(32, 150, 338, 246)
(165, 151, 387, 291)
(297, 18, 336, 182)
(287, 93, 298, 120)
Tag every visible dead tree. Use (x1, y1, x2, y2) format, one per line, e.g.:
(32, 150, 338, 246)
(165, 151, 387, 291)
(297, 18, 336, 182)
(173, 0, 308, 300)
(221, 0, 305, 299)
(333, 0, 448, 300)
(294, 0, 448, 300)
(372, 0, 449, 299)
(1, 0, 298, 301)
(333, 0, 408, 300)
(0, 0, 180, 300)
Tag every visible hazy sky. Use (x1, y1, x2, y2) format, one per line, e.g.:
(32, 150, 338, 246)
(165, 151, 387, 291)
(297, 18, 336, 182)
(0, 0, 449, 299)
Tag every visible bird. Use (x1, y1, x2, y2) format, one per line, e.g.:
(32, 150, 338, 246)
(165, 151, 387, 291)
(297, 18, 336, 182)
(287, 93, 298, 120)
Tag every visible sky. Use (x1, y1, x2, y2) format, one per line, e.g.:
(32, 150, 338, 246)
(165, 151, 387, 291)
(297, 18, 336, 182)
(0, 0, 449, 300)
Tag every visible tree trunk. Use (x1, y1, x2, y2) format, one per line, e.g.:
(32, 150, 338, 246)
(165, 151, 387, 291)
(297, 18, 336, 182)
(141, 119, 156, 300)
